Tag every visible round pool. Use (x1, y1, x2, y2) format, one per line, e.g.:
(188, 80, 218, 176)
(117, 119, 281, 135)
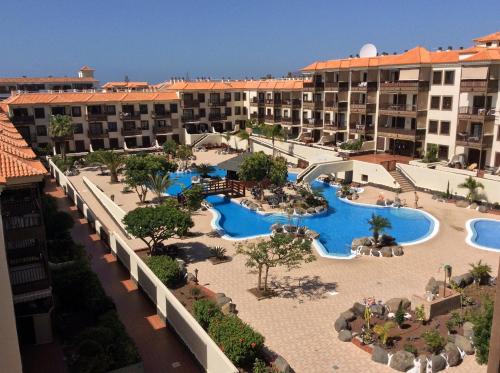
(466, 218, 500, 252)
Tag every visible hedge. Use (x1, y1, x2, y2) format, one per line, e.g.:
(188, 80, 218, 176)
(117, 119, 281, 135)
(145, 255, 180, 287)
(193, 299, 222, 330)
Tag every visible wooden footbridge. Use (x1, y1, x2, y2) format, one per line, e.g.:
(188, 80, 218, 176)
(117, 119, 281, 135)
(178, 179, 245, 203)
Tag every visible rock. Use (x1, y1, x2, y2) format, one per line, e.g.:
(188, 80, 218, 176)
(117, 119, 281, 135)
(463, 321, 474, 339)
(338, 329, 352, 342)
(371, 304, 385, 317)
(393, 246, 404, 256)
(389, 350, 415, 372)
(340, 310, 356, 322)
(451, 273, 474, 287)
(385, 298, 411, 312)
(371, 345, 389, 365)
(334, 317, 348, 332)
(186, 272, 196, 282)
(351, 237, 372, 249)
(379, 234, 396, 247)
(447, 349, 462, 367)
(431, 354, 447, 372)
(444, 342, 458, 353)
(376, 199, 386, 206)
(215, 296, 232, 307)
(272, 355, 291, 373)
(307, 207, 316, 214)
(221, 302, 236, 315)
(385, 199, 394, 205)
(371, 249, 380, 257)
(306, 230, 320, 239)
(215, 292, 226, 299)
(380, 246, 393, 257)
(478, 205, 488, 213)
(359, 246, 371, 255)
(456, 200, 469, 208)
(271, 223, 283, 232)
(425, 277, 440, 295)
(470, 202, 478, 209)
(454, 335, 474, 355)
(315, 206, 325, 213)
(351, 302, 366, 317)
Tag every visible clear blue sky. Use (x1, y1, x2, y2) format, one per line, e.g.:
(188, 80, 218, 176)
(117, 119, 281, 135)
(1, 0, 499, 84)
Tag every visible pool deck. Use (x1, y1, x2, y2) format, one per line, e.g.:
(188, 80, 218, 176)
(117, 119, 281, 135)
(66, 149, 499, 373)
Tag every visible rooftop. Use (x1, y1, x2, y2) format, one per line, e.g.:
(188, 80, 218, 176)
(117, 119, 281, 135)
(0, 76, 98, 84)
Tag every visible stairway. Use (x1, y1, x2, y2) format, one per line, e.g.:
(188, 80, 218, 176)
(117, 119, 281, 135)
(389, 169, 415, 192)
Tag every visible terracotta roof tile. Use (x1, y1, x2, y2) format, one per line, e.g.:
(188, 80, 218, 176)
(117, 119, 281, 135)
(0, 76, 97, 84)
(473, 32, 500, 43)
(102, 81, 150, 89)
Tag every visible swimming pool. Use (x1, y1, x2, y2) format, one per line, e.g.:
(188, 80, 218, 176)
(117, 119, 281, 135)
(167, 170, 438, 258)
(466, 219, 500, 252)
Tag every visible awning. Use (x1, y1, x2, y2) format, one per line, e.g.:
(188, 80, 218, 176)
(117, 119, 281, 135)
(461, 66, 488, 80)
(399, 68, 419, 81)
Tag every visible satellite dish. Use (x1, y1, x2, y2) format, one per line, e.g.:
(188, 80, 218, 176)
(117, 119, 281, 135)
(359, 43, 377, 58)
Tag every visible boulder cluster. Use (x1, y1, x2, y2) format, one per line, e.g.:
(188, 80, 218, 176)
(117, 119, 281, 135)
(351, 236, 404, 258)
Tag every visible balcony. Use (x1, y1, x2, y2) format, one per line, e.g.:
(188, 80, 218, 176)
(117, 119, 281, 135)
(303, 81, 324, 91)
(349, 123, 375, 134)
(456, 133, 493, 149)
(350, 81, 378, 92)
(87, 129, 109, 139)
(153, 125, 173, 134)
(208, 99, 227, 107)
(2, 199, 40, 217)
(303, 118, 323, 128)
(208, 113, 228, 121)
(324, 122, 347, 131)
(181, 115, 200, 123)
(10, 115, 35, 125)
(119, 111, 141, 120)
(460, 80, 498, 93)
(181, 100, 200, 108)
(51, 132, 74, 141)
(457, 107, 496, 121)
(379, 104, 419, 117)
(121, 127, 143, 136)
(10, 260, 50, 295)
(379, 81, 429, 92)
(250, 113, 264, 120)
(281, 99, 301, 108)
(281, 117, 301, 126)
(377, 126, 426, 140)
(350, 102, 376, 114)
(324, 82, 339, 90)
(86, 113, 108, 121)
(303, 100, 323, 110)
(250, 98, 265, 106)
(152, 111, 170, 119)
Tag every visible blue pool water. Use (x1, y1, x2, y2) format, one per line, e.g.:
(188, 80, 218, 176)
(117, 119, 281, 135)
(166, 167, 227, 196)
(167, 170, 436, 258)
(469, 220, 500, 250)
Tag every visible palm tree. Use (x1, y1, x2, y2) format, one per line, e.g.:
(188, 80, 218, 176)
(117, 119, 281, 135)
(49, 114, 73, 160)
(86, 150, 125, 183)
(469, 260, 492, 286)
(148, 173, 172, 202)
(222, 131, 231, 149)
(373, 321, 396, 346)
(367, 213, 392, 245)
(236, 129, 250, 151)
(195, 163, 215, 178)
(263, 124, 285, 158)
(458, 176, 484, 203)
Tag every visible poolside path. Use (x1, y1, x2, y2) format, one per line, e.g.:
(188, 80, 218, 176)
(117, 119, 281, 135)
(45, 179, 202, 373)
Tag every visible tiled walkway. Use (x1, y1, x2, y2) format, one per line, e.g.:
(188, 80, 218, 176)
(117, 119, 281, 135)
(45, 180, 202, 373)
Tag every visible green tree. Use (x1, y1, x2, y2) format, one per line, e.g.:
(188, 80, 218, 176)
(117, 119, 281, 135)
(269, 156, 288, 186)
(458, 176, 484, 203)
(262, 124, 285, 158)
(222, 131, 231, 148)
(367, 213, 392, 245)
(236, 129, 250, 151)
(182, 184, 204, 211)
(195, 163, 215, 178)
(162, 139, 178, 159)
(423, 144, 438, 163)
(86, 150, 125, 183)
(123, 199, 193, 254)
(469, 260, 492, 285)
(49, 114, 74, 160)
(471, 297, 494, 364)
(148, 173, 173, 202)
(175, 145, 193, 168)
(238, 151, 272, 184)
(237, 233, 315, 293)
(394, 305, 405, 328)
(124, 154, 177, 203)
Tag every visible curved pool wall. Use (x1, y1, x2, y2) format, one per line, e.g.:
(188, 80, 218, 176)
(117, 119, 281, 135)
(466, 218, 500, 252)
(167, 170, 439, 259)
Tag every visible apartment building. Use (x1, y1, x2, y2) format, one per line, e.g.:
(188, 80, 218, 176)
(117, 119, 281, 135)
(301, 31, 500, 168)
(102, 81, 150, 92)
(0, 66, 98, 100)
(0, 110, 50, 372)
(4, 91, 182, 152)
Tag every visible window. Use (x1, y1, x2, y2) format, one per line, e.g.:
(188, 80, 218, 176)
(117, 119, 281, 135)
(444, 71, 455, 85)
(430, 96, 441, 109)
(199, 108, 206, 118)
(234, 92, 241, 101)
(441, 96, 453, 110)
(51, 106, 66, 115)
(243, 92, 247, 100)
(438, 145, 449, 160)
(224, 92, 231, 102)
(432, 71, 442, 85)
(170, 103, 178, 114)
(235, 107, 241, 115)
(109, 138, 119, 149)
(139, 104, 148, 114)
(36, 126, 47, 136)
(140, 120, 149, 130)
(198, 93, 205, 103)
(71, 106, 81, 117)
(107, 122, 117, 132)
(34, 107, 45, 119)
(361, 174, 368, 182)
(73, 123, 83, 134)
(225, 107, 232, 116)
(243, 107, 247, 115)
(440, 121, 450, 135)
(106, 105, 116, 115)
(428, 120, 438, 134)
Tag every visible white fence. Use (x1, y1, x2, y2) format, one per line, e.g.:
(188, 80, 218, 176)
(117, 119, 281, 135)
(48, 159, 238, 373)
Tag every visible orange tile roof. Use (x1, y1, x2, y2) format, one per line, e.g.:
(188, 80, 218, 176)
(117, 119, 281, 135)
(0, 113, 46, 184)
(4, 91, 179, 105)
(0, 76, 97, 84)
(464, 48, 500, 62)
(473, 32, 500, 43)
(79, 65, 95, 71)
(163, 79, 306, 91)
(102, 81, 150, 89)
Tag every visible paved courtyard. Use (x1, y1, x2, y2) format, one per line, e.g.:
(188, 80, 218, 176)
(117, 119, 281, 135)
(66, 150, 499, 373)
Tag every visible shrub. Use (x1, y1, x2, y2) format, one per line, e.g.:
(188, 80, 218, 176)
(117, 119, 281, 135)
(190, 286, 202, 300)
(404, 344, 418, 356)
(183, 185, 204, 211)
(445, 319, 456, 333)
(252, 358, 270, 373)
(469, 260, 492, 285)
(394, 305, 405, 327)
(339, 139, 363, 151)
(210, 246, 227, 260)
(422, 144, 438, 163)
(208, 315, 264, 367)
(415, 305, 425, 324)
(193, 299, 222, 330)
(422, 330, 445, 354)
(47, 239, 85, 263)
(145, 255, 181, 287)
(471, 297, 494, 364)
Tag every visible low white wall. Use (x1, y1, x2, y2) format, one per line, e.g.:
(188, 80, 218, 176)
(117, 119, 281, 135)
(360, 140, 375, 152)
(398, 163, 500, 203)
(48, 160, 238, 373)
(251, 141, 299, 165)
(352, 161, 398, 188)
(302, 161, 352, 184)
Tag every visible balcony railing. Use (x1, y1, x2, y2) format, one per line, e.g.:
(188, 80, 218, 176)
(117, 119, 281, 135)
(378, 126, 425, 140)
(250, 98, 265, 105)
(457, 106, 496, 120)
(152, 111, 170, 119)
(349, 123, 375, 134)
(379, 104, 418, 115)
(303, 100, 323, 110)
(250, 113, 264, 120)
(119, 111, 141, 120)
(324, 122, 347, 131)
(324, 82, 339, 90)
(303, 118, 323, 128)
(379, 81, 429, 92)
(455, 133, 493, 149)
(153, 125, 173, 134)
(208, 113, 227, 121)
(281, 99, 301, 107)
(86, 113, 108, 121)
(121, 127, 143, 136)
(208, 99, 227, 107)
(460, 80, 498, 92)
(3, 214, 41, 231)
(10, 115, 35, 125)
(87, 129, 109, 138)
(2, 199, 40, 216)
(181, 115, 200, 123)
(10, 261, 50, 295)
(281, 117, 301, 125)
(181, 100, 200, 108)
(350, 81, 378, 91)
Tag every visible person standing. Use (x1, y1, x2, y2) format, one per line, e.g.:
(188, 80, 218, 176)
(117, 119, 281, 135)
(414, 191, 419, 209)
